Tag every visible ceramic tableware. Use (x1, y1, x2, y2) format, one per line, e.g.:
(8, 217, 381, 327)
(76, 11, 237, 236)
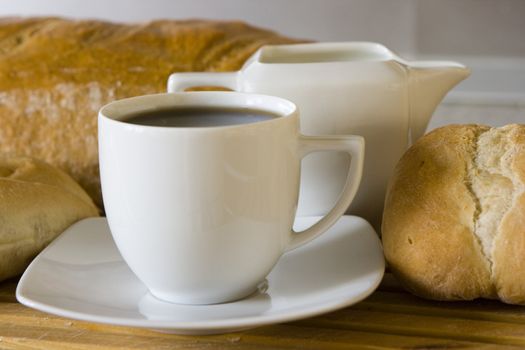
(168, 42, 470, 227)
(16, 216, 385, 334)
(98, 92, 364, 304)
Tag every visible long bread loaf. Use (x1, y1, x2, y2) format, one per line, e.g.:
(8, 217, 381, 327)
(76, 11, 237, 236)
(0, 17, 299, 208)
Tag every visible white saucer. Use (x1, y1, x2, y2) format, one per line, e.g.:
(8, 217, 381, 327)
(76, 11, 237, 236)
(16, 216, 384, 335)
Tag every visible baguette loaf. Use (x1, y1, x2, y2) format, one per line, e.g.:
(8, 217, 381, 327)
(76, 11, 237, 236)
(382, 124, 525, 304)
(0, 156, 98, 281)
(0, 17, 299, 208)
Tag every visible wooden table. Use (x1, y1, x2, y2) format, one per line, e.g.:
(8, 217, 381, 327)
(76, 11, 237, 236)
(2, 274, 525, 349)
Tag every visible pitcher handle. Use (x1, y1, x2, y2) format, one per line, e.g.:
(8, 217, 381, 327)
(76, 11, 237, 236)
(167, 72, 239, 92)
(287, 135, 365, 251)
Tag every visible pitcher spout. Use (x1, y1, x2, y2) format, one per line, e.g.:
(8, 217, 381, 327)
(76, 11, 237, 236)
(407, 60, 470, 143)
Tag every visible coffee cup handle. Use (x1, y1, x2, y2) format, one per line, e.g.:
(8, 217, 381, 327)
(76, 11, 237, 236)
(167, 72, 239, 92)
(287, 135, 365, 251)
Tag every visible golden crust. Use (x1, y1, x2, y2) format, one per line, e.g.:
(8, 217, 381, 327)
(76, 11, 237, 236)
(0, 156, 99, 281)
(493, 125, 525, 304)
(0, 18, 300, 208)
(382, 125, 494, 301)
(383, 124, 525, 304)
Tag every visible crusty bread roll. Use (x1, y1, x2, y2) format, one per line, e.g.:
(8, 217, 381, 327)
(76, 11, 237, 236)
(0, 17, 300, 208)
(382, 124, 525, 305)
(0, 156, 99, 281)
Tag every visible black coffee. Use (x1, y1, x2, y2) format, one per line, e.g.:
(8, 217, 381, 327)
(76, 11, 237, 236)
(123, 107, 278, 127)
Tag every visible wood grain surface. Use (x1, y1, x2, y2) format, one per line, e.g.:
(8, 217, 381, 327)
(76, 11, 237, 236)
(2, 274, 525, 349)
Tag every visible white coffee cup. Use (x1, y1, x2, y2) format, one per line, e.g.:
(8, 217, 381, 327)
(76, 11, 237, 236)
(98, 92, 364, 304)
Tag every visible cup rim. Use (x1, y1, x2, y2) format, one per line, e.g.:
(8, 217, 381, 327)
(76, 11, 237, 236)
(98, 91, 298, 131)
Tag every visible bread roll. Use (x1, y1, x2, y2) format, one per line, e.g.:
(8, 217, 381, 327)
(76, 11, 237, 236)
(0, 17, 299, 208)
(0, 156, 99, 281)
(382, 124, 525, 304)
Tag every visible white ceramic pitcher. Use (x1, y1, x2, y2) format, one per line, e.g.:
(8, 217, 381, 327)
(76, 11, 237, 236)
(168, 42, 470, 228)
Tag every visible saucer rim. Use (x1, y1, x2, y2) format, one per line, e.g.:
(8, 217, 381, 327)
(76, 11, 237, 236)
(16, 216, 385, 332)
